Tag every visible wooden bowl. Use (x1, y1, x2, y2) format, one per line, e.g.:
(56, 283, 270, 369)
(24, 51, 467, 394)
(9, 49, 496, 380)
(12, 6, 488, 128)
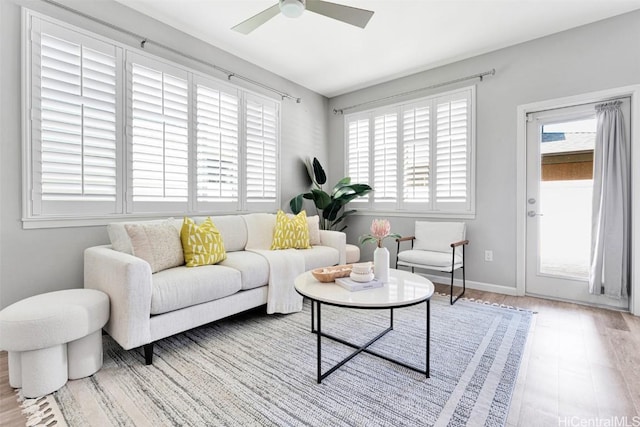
(311, 264, 353, 283)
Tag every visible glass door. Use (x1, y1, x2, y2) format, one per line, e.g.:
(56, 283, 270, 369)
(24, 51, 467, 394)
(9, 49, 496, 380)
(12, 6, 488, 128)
(525, 100, 629, 309)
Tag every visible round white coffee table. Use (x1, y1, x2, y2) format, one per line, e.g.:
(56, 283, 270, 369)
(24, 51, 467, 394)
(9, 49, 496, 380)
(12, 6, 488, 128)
(294, 268, 435, 383)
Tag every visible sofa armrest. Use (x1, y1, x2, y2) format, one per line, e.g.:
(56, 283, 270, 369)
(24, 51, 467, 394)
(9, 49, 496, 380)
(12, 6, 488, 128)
(319, 230, 346, 265)
(84, 245, 152, 350)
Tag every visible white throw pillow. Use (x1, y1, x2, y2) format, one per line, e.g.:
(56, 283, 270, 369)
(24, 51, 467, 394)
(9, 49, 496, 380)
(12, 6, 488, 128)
(306, 215, 321, 246)
(125, 220, 184, 273)
(413, 222, 466, 253)
(108, 218, 180, 254)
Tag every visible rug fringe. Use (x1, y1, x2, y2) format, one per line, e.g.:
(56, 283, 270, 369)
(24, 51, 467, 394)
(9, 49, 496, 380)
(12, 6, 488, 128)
(16, 389, 66, 427)
(434, 291, 538, 314)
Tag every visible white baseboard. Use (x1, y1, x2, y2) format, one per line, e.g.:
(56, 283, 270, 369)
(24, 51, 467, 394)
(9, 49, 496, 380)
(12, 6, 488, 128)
(412, 272, 519, 296)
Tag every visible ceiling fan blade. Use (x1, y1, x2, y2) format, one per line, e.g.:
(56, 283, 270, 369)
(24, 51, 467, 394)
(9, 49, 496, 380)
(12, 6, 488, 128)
(306, 0, 374, 29)
(232, 3, 280, 34)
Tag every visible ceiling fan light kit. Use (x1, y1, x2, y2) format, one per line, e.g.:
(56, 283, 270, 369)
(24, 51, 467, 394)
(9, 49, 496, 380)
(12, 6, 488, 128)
(280, 0, 305, 18)
(232, 0, 375, 34)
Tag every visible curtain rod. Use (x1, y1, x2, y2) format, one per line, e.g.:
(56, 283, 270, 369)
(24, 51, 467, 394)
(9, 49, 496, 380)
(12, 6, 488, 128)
(332, 68, 496, 114)
(40, 0, 302, 103)
(525, 96, 628, 118)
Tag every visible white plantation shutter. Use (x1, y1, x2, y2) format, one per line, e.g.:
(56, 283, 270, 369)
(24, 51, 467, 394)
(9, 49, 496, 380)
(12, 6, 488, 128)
(403, 104, 430, 204)
(31, 20, 121, 216)
(347, 117, 370, 187)
(245, 94, 278, 209)
(344, 87, 474, 215)
(195, 78, 239, 210)
(435, 92, 470, 209)
(25, 13, 283, 225)
(128, 54, 189, 212)
(373, 113, 398, 203)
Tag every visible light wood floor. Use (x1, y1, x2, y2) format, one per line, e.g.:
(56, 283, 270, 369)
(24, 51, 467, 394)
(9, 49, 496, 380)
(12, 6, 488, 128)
(1, 286, 638, 427)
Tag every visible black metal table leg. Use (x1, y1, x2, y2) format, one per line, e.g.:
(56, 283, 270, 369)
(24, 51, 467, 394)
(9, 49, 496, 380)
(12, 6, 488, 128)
(311, 299, 315, 332)
(316, 301, 322, 384)
(311, 298, 432, 383)
(426, 299, 430, 378)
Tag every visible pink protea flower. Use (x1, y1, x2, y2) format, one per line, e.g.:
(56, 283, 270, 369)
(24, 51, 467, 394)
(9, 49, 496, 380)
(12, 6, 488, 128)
(360, 219, 401, 248)
(370, 219, 391, 240)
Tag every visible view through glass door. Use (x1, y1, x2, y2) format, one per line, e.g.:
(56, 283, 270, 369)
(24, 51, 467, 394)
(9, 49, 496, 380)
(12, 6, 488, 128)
(525, 100, 630, 309)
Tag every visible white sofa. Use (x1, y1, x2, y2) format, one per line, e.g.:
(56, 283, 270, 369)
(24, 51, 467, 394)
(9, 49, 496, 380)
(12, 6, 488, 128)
(84, 213, 346, 364)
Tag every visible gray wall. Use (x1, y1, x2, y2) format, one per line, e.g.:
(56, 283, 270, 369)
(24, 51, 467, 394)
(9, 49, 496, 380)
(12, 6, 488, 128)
(0, 0, 329, 308)
(2, 1, 639, 307)
(328, 10, 640, 290)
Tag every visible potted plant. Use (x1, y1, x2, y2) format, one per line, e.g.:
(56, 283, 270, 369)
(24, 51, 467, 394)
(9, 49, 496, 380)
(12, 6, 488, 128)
(289, 157, 372, 231)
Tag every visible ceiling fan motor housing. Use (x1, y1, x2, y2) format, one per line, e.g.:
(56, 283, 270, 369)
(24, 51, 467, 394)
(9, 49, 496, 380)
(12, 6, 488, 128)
(280, 0, 306, 18)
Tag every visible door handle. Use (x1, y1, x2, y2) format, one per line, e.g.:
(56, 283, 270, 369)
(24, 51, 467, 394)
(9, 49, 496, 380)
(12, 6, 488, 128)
(527, 210, 544, 217)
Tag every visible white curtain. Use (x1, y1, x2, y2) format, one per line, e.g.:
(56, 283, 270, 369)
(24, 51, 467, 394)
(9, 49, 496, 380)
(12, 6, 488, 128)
(589, 100, 630, 298)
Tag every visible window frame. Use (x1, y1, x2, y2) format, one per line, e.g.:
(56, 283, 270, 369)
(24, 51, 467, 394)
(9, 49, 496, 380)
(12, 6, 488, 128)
(344, 86, 476, 219)
(22, 10, 281, 229)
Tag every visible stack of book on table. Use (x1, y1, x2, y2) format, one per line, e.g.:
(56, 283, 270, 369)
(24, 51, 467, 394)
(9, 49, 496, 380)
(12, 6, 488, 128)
(335, 277, 384, 292)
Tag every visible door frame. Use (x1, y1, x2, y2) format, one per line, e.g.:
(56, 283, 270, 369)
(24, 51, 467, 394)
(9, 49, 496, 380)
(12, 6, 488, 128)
(516, 85, 640, 315)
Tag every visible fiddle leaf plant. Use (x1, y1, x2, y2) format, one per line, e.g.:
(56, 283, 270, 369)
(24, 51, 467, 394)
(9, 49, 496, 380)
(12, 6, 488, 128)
(289, 157, 373, 231)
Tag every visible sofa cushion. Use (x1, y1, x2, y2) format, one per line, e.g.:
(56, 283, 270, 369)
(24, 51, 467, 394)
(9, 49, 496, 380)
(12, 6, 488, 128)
(219, 251, 270, 291)
(125, 220, 184, 273)
(244, 213, 276, 250)
(151, 266, 241, 315)
(181, 217, 227, 267)
(271, 210, 310, 250)
(297, 246, 339, 270)
(306, 215, 321, 246)
(191, 215, 248, 252)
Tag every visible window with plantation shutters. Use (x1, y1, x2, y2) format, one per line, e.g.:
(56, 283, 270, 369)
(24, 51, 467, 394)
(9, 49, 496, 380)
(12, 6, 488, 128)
(373, 112, 398, 203)
(195, 78, 239, 210)
(128, 55, 189, 212)
(344, 87, 474, 216)
(436, 94, 470, 208)
(24, 12, 280, 227)
(30, 20, 121, 216)
(347, 117, 370, 187)
(403, 104, 430, 203)
(245, 95, 278, 208)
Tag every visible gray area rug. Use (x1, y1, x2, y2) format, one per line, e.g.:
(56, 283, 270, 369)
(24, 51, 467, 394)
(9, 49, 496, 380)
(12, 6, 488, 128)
(51, 295, 532, 426)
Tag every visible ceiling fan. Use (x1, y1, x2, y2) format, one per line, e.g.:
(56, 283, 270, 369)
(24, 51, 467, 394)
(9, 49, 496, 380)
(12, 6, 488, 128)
(232, 0, 375, 35)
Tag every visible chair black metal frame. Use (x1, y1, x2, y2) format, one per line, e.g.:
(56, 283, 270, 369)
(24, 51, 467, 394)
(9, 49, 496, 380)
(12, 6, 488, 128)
(395, 237, 469, 305)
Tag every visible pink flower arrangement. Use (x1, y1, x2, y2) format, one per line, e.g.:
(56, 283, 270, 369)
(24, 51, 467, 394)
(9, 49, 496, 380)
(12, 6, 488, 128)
(359, 219, 401, 248)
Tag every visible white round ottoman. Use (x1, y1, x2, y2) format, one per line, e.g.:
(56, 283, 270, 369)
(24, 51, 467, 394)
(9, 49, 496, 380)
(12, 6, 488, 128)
(0, 289, 109, 398)
(346, 244, 361, 264)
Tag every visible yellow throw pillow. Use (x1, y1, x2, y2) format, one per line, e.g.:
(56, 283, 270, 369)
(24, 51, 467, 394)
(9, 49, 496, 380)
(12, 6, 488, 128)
(181, 217, 227, 267)
(271, 210, 311, 250)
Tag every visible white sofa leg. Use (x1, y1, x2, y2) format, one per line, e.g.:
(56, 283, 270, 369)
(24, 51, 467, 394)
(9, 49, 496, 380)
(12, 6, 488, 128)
(21, 344, 68, 398)
(68, 330, 103, 380)
(8, 351, 22, 388)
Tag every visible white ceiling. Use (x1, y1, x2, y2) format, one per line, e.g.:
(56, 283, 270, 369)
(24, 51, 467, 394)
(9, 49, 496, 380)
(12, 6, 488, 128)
(114, 0, 640, 98)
